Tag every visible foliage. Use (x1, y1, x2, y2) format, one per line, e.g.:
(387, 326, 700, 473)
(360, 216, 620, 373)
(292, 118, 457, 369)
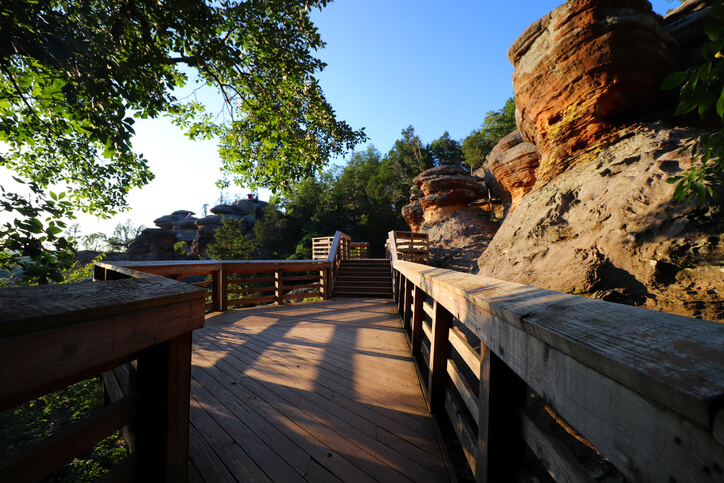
(253, 204, 291, 259)
(174, 241, 192, 256)
(0, 377, 127, 481)
(59, 253, 105, 284)
(276, 146, 407, 258)
(107, 219, 144, 252)
(368, 126, 433, 212)
(206, 216, 258, 260)
(81, 232, 109, 252)
(429, 131, 465, 169)
(0, 178, 75, 285)
(661, 2, 724, 202)
(461, 97, 517, 172)
(1, 0, 364, 280)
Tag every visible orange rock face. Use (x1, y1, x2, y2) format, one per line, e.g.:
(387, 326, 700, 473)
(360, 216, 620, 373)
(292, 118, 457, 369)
(509, 0, 678, 182)
(483, 130, 540, 214)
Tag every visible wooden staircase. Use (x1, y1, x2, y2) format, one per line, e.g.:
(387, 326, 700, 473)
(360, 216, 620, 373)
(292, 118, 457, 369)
(332, 259, 392, 299)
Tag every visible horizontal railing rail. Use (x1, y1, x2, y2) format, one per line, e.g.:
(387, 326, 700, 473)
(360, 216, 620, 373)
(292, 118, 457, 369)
(0, 267, 207, 482)
(391, 260, 724, 482)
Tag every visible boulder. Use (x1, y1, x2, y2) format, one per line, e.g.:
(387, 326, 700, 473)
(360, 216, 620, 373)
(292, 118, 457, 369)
(402, 199, 425, 233)
(191, 225, 217, 258)
(173, 218, 198, 230)
(174, 229, 197, 243)
(403, 166, 498, 271)
(126, 228, 179, 261)
(478, 130, 540, 215)
(211, 199, 269, 217)
(477, 124, 724, 321)
(196, 215, 223, 227)
(509, 0, 678, 182)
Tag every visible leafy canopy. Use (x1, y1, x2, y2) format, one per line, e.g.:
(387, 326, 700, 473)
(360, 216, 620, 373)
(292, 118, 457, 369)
(0, 0, 365, 283)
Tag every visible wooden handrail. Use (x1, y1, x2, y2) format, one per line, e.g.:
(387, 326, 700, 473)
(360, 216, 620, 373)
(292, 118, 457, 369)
(99, 259, 333, 308)
(0, 269, 207, 482)
(391, 260, 724, 482)
(387, 230, 429, 264)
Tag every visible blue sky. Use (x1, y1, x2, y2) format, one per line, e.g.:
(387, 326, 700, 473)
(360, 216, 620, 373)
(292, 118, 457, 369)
(71, 0, 676, 237)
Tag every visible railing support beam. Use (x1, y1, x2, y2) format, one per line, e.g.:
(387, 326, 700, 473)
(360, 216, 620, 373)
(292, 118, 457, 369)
(476, 343, 527, 483)
(428, 300, 453, 413)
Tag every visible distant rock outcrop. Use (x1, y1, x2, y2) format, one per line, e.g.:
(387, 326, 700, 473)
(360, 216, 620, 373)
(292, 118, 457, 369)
(126, 199, 269, 260)
(402, 166, 498, 272)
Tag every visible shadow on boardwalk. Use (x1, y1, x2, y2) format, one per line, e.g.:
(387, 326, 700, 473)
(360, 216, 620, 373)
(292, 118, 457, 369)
(188, 298, 450, 483)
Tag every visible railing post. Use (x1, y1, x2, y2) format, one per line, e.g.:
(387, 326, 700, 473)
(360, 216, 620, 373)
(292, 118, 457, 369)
(403, 278, 414, 332)
(321, 267, 330, 300)
(395, 271, 403, 314)
(476, 343, 527, 483)
(221, 269, 229, 311)
(211, 269, 221, 312)
(411, 286, 424, 358)
(135, 333, 192, 483)
(428, 300, 452, 413)
(275, 269, 284, 305)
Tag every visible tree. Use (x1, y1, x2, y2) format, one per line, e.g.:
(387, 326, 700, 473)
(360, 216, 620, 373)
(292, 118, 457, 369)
(1, 0, 365, 283)
(253, 204, 291, 259)
(81, 232, 109, 252)
(662, 1, 724, 201)
(461, 97, 517, 172)
(370, 126, 433, 212)
(0, 179, 75, 285)
(429, 131, 465, 169)
(206, 217, 258, 260)
(107, 219, 145, 252)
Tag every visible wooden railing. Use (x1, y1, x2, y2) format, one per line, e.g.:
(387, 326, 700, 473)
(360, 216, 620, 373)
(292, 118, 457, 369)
(96, 259, 331, 311)
(312, 236, 335, 260)
(349, 242, 370, 259)
(388, 230, 429, 264)
(0, 268, 207, 482)
(391, 260, 724, 482)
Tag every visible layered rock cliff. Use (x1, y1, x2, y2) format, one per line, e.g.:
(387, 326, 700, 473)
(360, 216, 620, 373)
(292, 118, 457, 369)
(403, 0, 724, 321)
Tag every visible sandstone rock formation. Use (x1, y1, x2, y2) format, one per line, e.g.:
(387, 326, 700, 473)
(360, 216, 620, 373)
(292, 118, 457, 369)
(474, 130, 540, 216)
(474, 0, 724, 321)
(477, 124, 724, 321)
(509, 0, 678, 182)
(402, 166, 498, 271)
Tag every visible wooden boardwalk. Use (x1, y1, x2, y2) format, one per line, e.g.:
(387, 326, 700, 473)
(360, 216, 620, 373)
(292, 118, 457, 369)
(187, 298, 450, 482)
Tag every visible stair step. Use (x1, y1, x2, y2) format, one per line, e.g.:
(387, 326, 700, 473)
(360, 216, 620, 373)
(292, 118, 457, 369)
(332, 291, 391, 298)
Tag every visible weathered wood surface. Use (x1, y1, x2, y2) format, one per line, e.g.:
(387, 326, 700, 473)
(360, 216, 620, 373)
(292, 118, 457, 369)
(0, 299, 205, 410)
(0, 275, 205, 337)
(394, 260, 724, 482)
(187, 298, 449, 482)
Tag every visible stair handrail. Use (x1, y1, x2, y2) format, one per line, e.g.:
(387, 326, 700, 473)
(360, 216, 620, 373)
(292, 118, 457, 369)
(387, 230, 399, 263)
(327, 231, 351, 293)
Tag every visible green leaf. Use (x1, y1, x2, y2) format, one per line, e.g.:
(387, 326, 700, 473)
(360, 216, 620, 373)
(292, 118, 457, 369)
(706, 24, 724, 42)
(660, 71, 687, 91)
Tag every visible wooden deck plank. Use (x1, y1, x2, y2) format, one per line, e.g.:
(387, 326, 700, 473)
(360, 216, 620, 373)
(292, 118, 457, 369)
(189, 299, 449, 483)
(205, 321, 437, 434)
(223, 331, 442, 457)
(195, 330, 447, 477)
